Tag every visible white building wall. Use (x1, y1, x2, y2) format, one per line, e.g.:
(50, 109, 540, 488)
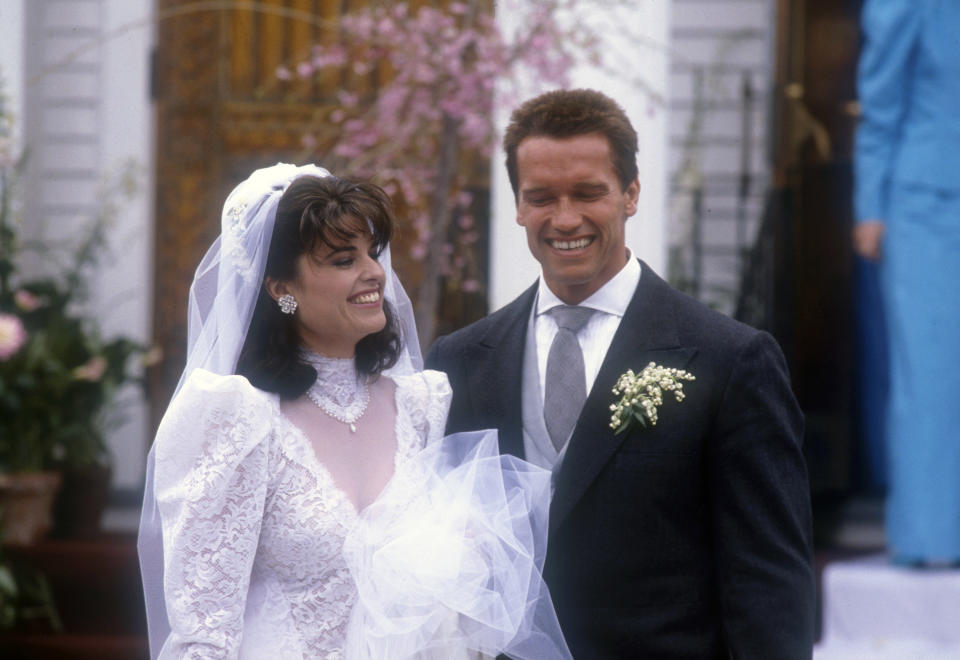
(0, 1, 26, 145)
(668, 0, 775, 313)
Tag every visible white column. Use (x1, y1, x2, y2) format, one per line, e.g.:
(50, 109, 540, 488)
(489, 1, 670, 310)
(0, 0, 26, 142)
(97, 0, 155, 494)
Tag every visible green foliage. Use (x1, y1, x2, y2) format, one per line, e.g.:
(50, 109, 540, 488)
(0, 86, 146, 473)
(0, 546, 61, 632)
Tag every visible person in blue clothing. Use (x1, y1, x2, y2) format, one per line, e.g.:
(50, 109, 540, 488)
(853, 0, 960, 565)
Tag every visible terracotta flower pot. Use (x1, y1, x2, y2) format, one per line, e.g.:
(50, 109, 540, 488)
(0, 471, 62, 546)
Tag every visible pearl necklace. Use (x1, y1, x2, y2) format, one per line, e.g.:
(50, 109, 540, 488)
(302, 351, 370, 433)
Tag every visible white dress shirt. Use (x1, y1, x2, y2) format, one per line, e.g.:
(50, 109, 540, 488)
(525, 255, 641, 467)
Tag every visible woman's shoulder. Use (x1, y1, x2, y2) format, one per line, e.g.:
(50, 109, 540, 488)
(156, 369, 277, 459)
(388, 369, 451, 444)
(172, 368, 274, 411)
(388, 369, 452, 401)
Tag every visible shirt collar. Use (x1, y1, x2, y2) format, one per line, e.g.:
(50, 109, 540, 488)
(536, 251, 641, 319)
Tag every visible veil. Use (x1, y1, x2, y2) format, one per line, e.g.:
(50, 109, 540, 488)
(137, 163, 569, 659)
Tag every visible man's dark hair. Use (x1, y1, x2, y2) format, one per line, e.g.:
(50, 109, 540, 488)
(236, 175, 401, 398)
(503, 88, 639, 199)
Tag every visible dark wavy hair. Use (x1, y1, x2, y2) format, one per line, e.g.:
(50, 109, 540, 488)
(236, 175, 401, 399)
(503, 88, 639, 200)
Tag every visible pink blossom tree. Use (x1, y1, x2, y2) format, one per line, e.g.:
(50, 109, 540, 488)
(282, 0, 642, 344)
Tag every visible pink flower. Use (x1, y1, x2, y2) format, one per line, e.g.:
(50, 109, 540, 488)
(73, 355, 107, 382)
(14, 289, 41, 311)
(0, 313, 27, 360)
(275, 65, 292, 81)
(296, 61, 314, 78)
(462, 279, 482, 293)
(410, 243, 428, 261)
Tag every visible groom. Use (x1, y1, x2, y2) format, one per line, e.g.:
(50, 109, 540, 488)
(426, 89, 815, 658)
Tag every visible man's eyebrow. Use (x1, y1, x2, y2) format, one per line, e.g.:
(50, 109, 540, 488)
(572, 182, 610, 192)
(520, 187, 553, 197)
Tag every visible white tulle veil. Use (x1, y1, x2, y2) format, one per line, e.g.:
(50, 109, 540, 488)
(137, 163, 569, 659)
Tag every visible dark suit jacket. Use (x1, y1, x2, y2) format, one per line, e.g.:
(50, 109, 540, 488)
(425, 261, 815, 659)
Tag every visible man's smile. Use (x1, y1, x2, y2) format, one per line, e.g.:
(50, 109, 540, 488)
(548, 237, 594, 251)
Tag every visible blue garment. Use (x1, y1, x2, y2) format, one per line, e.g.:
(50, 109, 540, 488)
(854, 0, 960, 561)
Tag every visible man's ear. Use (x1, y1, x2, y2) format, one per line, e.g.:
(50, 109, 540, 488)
(624, 177, 640, 217)
(264, 277, 289, 303)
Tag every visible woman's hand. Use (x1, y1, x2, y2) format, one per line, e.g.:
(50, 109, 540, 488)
(853, 220, 886, 261)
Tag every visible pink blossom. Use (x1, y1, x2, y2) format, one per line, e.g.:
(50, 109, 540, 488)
(73, 355, 107, 382)
(338, 91, 359, 108)
(462, 279, 482, 293)
(296, 61, 313, 78)
(14, 290, 41, 311)
(353, 61, 373, 76)
(0, 313, 27, 360)
(275, 65, 292, 81)
(410, 243, 428, 261)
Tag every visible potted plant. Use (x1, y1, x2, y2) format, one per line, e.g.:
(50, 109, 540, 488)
(0, 80, 148, 543)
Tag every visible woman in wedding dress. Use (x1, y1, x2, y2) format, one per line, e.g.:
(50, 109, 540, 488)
(137, 164, 570, 659)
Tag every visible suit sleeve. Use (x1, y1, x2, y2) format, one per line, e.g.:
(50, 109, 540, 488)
(853, 0, 920, 222)
(709, 332, 815, 659)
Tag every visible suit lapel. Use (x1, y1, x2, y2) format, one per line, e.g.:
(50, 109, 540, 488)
(462, 284, 537, 459)
(549, 262, 698, 535)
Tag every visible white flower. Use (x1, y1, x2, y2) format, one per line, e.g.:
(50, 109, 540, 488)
(609, 362, 695, 434)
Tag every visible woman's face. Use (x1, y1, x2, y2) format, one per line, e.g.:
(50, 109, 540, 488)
(270, 224, 387, 358)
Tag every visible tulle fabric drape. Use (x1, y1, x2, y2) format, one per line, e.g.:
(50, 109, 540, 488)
(343, 430, 571, 660)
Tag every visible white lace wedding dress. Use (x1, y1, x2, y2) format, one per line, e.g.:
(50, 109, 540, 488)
(153, 365, 561, 659)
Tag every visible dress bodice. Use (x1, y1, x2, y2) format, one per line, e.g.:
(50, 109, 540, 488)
(153, 368, 451, 659)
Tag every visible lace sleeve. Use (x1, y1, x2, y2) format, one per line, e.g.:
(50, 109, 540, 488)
(153, 370, 274, 659)
(396, 370, 452, 448)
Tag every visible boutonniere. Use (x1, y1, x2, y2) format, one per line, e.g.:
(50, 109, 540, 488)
(609, 362, 695, 434)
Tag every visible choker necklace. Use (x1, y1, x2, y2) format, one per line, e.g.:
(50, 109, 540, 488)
(302, 351, 370, 433)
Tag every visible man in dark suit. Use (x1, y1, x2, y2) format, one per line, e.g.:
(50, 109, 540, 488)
(425, 89, 815, 658)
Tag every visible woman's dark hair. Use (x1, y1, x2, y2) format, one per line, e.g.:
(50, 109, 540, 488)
(236, 175, 401, 398)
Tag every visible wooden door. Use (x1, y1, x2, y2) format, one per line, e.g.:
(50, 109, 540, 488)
(771, 0, 862, 496)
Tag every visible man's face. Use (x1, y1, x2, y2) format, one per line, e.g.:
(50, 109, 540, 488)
(515, 133, 639, 304)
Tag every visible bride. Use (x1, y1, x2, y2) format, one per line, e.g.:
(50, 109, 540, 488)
(137, 163, 570, 659)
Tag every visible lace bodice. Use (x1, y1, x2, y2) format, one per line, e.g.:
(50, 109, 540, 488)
(153, 368, 451, 659)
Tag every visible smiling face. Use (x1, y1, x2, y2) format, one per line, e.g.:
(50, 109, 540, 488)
(515, 132, 640, 304)
(267, 221, 386, 358)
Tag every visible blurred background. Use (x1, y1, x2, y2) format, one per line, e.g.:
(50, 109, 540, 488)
(0, 0, 926, 657)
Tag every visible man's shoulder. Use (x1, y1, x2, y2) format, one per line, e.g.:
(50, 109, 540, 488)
(432, 285, 535, 352)
(638, 262, 764, 349)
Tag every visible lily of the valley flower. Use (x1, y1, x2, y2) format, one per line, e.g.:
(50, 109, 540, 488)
(609, 362, 695, 434)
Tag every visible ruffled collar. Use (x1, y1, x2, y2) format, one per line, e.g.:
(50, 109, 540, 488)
(302, 350, 370, 428)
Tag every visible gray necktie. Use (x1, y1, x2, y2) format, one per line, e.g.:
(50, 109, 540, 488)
(544, 305, 595, 452)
